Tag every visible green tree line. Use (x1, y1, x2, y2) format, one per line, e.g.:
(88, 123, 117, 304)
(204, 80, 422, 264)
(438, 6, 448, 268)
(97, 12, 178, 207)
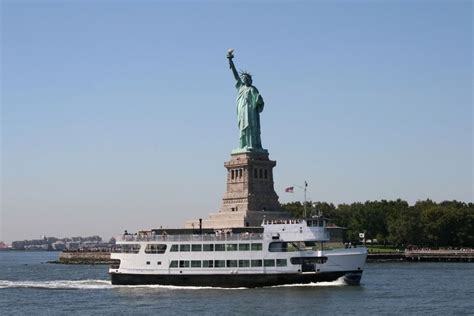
(282, 199, 474, 248)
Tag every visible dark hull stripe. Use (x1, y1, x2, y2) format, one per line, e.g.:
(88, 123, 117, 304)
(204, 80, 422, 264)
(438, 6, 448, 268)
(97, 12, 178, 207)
(110, 271, 363, 288)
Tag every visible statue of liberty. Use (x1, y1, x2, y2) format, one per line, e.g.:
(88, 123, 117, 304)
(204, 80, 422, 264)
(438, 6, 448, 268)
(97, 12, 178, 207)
(227, 49, 266, 153)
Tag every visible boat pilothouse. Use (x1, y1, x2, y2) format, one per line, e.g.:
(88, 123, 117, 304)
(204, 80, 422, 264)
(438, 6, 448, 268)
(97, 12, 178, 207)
(109, 216, 367, 288)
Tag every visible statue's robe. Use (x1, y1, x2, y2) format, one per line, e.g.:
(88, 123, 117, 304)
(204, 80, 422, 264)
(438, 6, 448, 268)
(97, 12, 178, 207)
(236, 81, 264, 150)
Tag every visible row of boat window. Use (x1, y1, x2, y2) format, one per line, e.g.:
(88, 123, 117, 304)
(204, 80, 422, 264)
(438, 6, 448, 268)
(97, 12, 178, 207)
(112, 242, 327, 254)
(112, 243, 263, 254)
(170, 243, 262, 252)
(169, 259, 288, 268)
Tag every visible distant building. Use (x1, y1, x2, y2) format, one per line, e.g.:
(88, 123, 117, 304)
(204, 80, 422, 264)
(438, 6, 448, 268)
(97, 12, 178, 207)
(11, 235, 114, 251)
(66, 242, 81, 250)
(52, 241, 66, 251)
(25, 244, 49, 250)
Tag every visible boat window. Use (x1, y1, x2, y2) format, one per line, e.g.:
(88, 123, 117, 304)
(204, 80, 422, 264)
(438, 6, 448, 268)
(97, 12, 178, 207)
(251, 259, 262, 267)
(170, 245, 179, 252)
(239, 260, 250, 267)
(269, 242, 307, 252)
(290, 257, 301, 265)
(191, 244, 202, 252)
(191, 260, 201, 268)
(226, 244, 238, 251)
(203, 260, 214, 268)
(269, 242, 288, 252)
(112, 244, 141, 254)
(264, 259, 275, 267)
(110, 260, 120, 269)
(214, 260, 225, 268)
(110, 259, 120, 269)
(290, 257, 328, 265)
(251, 243, 262, 251)
(179, 260, 190, 268)
(179, 244, 190, 252)
(145, 244, 167, 254)
(308, 220, 324, 227)
(276, 259, 287, 267)
(215, 244, 225, 251)
(239, 244, 250, 251)
(203, 244, 214, 251)
(146, 261, 150, 265)
(157, 261, 161, 265)
(170, 261, 178, 268)
(226, 260, 238, 268)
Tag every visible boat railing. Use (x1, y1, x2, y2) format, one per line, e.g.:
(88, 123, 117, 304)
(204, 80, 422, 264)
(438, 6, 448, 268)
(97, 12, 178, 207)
(262, 219, 304, 225)
(118, 233, 264, 243)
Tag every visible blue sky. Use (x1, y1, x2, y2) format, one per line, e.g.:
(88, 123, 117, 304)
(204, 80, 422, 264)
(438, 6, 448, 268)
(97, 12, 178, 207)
(1, 0, 472, 242)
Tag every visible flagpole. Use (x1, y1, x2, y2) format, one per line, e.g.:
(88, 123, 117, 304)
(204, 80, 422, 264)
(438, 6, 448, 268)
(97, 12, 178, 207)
(285, 182, 308, 218)
(303, 181, 307, 218)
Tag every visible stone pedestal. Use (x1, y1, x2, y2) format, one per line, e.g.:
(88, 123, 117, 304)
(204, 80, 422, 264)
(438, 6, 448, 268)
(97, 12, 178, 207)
(185, 151, 289, 228)
(221, 151, 281, 213)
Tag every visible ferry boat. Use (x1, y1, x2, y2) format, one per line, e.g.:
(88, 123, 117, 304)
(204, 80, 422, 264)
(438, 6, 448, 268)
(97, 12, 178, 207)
(109, 217, 368, 287)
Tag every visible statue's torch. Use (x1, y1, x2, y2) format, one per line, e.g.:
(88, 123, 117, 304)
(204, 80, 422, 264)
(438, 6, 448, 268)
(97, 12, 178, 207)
(227, 48, 234, 59)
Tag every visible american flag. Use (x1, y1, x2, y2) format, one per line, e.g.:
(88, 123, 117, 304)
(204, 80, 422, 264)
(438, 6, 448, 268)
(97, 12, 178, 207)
(285, 187, 294, 193)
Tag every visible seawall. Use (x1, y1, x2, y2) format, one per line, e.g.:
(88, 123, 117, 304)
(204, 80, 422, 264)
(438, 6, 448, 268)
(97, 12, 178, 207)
(405, 249, 474, 262)
(51, 251, 114, 264)
(367, 253, 405, 262)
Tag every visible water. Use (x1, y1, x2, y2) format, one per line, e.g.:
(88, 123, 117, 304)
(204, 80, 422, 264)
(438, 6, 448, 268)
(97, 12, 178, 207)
(1, 251, 473, 315)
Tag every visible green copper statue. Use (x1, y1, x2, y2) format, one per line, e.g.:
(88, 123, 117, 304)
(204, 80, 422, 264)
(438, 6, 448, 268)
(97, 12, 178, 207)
(227, 49, 267, 153)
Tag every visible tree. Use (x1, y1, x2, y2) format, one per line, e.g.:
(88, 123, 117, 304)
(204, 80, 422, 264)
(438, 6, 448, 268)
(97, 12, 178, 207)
(281, 199, 473, 248)
(388, 207, 422, 246)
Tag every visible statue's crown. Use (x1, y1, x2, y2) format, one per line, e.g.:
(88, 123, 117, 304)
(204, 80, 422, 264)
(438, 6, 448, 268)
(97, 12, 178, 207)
(239, 70, 252, 78)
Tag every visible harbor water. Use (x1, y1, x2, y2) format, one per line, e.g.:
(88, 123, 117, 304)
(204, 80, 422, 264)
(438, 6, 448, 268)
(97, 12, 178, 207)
(1, 251, 473, 315)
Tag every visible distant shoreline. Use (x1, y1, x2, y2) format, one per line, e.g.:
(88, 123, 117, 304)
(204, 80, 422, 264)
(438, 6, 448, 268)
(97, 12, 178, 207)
(0, 249, 61, 252)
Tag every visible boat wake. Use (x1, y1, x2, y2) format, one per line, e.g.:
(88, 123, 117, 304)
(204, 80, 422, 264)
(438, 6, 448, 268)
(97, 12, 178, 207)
(0, 280, 242, 290)
(270, 276, 348, 288)
(0, 277, 347, 290)
(0, 279, 113, 290)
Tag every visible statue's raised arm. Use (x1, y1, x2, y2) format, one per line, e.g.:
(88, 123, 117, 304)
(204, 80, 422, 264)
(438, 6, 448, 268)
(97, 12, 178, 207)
(227, 49, 241, 84)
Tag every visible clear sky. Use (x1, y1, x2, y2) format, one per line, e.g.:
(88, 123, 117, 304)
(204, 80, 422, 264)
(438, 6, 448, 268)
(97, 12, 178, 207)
(1, 0, 472, 242)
